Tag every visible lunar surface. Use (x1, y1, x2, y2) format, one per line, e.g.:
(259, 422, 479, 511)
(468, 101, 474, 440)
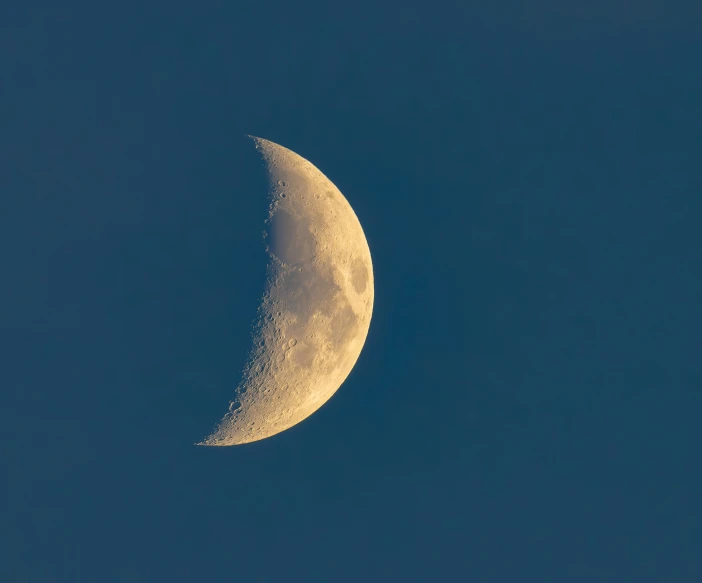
(198, 137, 374, 445)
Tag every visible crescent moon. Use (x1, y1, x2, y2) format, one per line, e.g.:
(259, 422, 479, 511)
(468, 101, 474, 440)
(198, 137, 374, 445)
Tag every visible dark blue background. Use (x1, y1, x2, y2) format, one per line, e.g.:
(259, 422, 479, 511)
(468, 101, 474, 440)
(2, 1, 701, 581)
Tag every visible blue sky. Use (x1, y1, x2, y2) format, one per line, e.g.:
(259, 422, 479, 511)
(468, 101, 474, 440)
(2, 1, 701, 581)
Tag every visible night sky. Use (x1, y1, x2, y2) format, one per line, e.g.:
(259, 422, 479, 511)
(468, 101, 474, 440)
(3, 2, 701, 581)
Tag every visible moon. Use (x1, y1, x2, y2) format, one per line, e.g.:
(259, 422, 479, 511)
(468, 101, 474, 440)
(198, 137, 374, 446)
